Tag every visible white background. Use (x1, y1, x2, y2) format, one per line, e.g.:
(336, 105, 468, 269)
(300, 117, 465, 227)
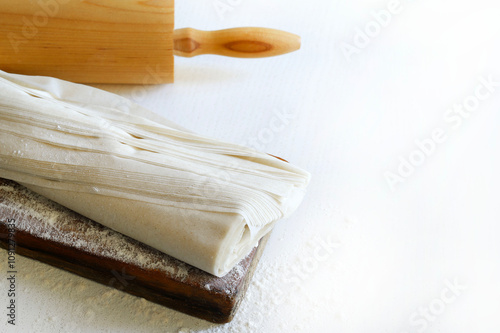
(2, 0, 500, 332)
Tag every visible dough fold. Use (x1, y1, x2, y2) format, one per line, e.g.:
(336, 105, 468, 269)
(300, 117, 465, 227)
(0, 70, 310, 277)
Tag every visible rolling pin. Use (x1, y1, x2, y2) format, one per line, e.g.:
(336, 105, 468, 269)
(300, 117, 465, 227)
(0, 0, 300, 84)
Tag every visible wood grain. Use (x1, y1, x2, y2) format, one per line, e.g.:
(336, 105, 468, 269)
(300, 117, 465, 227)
(0, 0, 174, 84)
(0, 178, 270, 323)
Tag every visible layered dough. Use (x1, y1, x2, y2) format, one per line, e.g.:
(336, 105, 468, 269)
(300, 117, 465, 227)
(0, 70, 310, 277)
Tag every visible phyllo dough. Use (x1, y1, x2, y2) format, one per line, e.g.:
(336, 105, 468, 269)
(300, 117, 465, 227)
(0, 70, 310, 277)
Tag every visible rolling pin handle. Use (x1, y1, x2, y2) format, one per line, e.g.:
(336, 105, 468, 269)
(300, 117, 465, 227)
(173, 28, 301, 58)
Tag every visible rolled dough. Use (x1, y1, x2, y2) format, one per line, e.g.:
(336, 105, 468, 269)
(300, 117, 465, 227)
(0, 70, 310, 276)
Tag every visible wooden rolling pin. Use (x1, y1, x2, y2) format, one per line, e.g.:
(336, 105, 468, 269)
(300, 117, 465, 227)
(0, 0, 300, 84)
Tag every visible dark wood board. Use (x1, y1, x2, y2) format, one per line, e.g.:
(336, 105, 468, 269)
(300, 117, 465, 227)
(0, 178, 269, 323)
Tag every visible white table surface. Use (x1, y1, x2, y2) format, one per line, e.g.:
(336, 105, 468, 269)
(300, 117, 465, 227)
(2, 0, 500, 332)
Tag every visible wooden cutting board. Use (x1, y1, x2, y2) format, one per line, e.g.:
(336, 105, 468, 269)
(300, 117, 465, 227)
(0, 0, 300, 84)
(0, 178, 270, 323)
